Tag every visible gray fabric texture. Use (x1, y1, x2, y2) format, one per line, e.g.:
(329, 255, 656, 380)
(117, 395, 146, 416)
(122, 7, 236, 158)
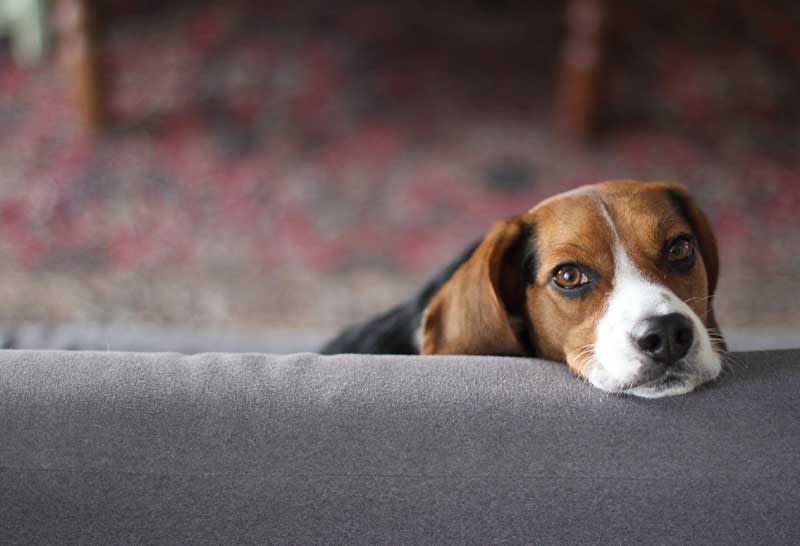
(1, 349, 799, 544)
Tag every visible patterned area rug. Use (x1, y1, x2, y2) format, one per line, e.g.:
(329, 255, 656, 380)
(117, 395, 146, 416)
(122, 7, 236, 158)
(1, 0, 798, 348)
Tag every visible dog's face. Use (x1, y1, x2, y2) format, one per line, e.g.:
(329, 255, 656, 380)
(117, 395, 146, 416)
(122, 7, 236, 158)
(421, 181, 724, 398)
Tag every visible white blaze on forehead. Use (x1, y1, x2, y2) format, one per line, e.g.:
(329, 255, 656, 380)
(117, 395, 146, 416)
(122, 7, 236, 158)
(588, 197, 721, 397)
(597, 199, 617, 238)
(528, 184, 597, 213)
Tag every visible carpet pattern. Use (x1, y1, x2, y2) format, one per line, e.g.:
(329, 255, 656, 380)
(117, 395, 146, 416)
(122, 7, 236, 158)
(1, 0, 798, 339)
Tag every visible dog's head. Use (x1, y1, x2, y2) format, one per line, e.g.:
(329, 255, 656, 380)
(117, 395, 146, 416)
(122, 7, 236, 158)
(421, 181, 724, 398)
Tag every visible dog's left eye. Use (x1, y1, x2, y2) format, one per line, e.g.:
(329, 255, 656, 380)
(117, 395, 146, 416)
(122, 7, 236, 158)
(666, 236, 695, 263)
(553, 265, 589, 289)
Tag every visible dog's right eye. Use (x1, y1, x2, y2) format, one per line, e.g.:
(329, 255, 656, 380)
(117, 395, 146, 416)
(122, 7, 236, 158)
(553, 265, 589, 289)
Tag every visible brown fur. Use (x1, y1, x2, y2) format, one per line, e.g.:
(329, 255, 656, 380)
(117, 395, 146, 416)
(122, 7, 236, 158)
(420, 181, 723, 379)
(421, 219, 528, 355)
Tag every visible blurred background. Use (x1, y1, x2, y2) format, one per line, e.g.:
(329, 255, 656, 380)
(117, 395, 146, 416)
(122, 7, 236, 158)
(0, 0, 798, 352)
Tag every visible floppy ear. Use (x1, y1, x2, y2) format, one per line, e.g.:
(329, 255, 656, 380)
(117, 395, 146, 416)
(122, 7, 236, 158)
(420, 217, 530, 356)
(666, 185, 725, 348)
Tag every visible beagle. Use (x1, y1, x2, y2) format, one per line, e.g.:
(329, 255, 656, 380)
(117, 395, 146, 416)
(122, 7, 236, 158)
(321, 181, 725, 398)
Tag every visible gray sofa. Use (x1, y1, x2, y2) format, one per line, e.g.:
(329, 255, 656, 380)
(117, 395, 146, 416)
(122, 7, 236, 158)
(1, 349, 799, 544)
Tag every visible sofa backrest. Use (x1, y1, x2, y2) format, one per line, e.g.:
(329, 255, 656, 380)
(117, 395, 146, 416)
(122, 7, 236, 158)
(2, 349, 799, 543)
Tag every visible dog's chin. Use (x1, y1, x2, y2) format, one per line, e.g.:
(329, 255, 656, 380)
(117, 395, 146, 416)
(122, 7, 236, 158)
(623, 374, 700, 399)
(587, 357, 721, 399)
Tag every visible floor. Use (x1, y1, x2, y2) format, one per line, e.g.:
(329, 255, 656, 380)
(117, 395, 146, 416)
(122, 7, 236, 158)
(0, 0, 798, 351)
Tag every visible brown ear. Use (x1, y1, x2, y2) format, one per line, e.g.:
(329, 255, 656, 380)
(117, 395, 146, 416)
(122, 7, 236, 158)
(665, 185, 725, 347)
(420, 218, 530, 356)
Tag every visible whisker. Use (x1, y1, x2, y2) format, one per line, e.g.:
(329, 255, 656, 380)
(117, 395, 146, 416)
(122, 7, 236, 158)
(683, 295, 715, 306)
(719, 351, 746, 372)
(570, 343, 596, 382)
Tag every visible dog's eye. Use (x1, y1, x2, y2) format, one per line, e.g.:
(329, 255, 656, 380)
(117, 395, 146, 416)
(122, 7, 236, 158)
(667, 237, 694, 263)
(553, 265, 589, 289)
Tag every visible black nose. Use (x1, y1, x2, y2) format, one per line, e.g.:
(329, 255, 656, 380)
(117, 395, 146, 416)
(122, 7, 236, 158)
(634, 313, 694, 366)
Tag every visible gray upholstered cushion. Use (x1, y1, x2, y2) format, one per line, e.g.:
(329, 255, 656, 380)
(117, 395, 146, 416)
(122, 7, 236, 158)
(1, 349, 799, 544)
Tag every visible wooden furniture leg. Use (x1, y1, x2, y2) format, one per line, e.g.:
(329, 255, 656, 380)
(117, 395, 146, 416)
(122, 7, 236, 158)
(556, 0, 607, 141)
(56, 0, 105, 135)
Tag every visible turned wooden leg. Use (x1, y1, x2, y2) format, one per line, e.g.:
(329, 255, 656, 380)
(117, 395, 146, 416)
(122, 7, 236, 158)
(56, 0, 105, 134)
(556, 0, 607, 141)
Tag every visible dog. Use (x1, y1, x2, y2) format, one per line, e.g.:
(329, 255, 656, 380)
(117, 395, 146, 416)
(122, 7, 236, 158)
(321, 181, 725, 398)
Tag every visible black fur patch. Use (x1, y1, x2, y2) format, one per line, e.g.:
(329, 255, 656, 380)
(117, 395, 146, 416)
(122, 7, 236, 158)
(520, 223, 538, 285)
(665, 188, 692, 226)
(319, 239, 482, 354)
(511, 222, 537, 355)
